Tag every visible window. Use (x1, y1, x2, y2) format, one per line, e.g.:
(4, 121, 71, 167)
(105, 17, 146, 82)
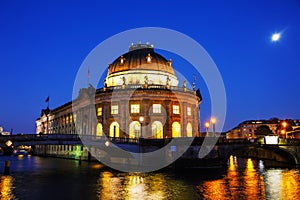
(70, 115, 73, 123)
(130, 104, 140, 113)
(173, 105, 180, 114)
(97, 107, 102, 116)
(110, 122, 120, 137)
(187, 107, 191, 116)
(172, 122, 181, 137)
(96, 123, 103, 137)
(187, 123, 192, 137)
(74, 114, 77, 122)
(146, 53, 152, 63)
(66, 116, 69, 124)
(111, 105, 118, 114)
(129, 121, 141, 138)
(153, 104, 161, 113)
(152, 121, 163, 138)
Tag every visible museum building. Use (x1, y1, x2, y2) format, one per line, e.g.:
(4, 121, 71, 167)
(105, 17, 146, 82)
(35, 43, 202, 158)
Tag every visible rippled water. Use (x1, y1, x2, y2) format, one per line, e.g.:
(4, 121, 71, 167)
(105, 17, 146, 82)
(0, 155, 299, 199)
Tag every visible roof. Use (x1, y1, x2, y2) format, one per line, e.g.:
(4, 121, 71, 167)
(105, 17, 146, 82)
(107, 44, 175, 76)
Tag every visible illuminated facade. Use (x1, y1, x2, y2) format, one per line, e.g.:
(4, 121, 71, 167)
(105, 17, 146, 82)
(35, 43, 202, 158)
(226, 120, 278, 139)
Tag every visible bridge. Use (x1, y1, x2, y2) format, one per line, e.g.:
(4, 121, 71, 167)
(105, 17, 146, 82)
(1, 134, 300, 168)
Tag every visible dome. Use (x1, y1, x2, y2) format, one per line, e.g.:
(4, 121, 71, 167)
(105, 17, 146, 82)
(105, 43, 178, 87)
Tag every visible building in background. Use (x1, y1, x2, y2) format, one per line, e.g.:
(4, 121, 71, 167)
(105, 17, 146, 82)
(35, 43, 202, 159)
(226, 118, 300, 139)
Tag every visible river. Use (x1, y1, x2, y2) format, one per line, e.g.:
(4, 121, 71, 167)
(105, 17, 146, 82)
(0, 155, 299, 200)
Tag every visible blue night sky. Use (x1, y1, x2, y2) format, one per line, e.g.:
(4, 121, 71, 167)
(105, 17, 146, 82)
(1, 0, 300, 134)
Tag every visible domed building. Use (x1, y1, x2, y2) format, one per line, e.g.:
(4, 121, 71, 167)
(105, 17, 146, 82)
(35, 43, 202, 158)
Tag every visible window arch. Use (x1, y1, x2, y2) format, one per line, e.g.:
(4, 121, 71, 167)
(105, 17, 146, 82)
(109, 122, 120, 138)
(96, 123, 103, 137)
(129, 121, 141, 138)
(172, 122, 181, 138)
(152, 121, 163, 138)
(187, 123, 192, 137)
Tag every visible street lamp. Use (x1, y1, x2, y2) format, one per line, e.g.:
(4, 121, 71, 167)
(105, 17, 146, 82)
(281, 129, 286, 139)
(204, 122, 210, 136)
(211, 117, 217, 137)
(282, 121, 287, 138)
(282, 121, 287, 128)
(139, 116, 144, 138)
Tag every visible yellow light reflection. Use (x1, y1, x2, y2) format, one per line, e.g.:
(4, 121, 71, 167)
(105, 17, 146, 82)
(265, 169, 282, 199)
(280, 170, 300, 199)
(97, 171, 122, 200)
(17, 154, 24, 160)
(125, 175, 146, 199)
(0, 176, 15, 199)
(227, 155, 239, 199)
(198, 156, 268, 199)
(200, 179, 225, 200)
(97, 172, 168, 200)
(244, 159, 265, 200)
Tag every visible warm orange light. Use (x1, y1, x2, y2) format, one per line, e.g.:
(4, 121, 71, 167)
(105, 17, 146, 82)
(146, 53, 152, 63)
(211, 117, 217, 124)
(281, 129, 286, 134)
(120, 56, 125, 64)
(205, 122, 210, 128)
(139, 116, 144, 123)
(5, 140, 12, 147)
(282, 121, 287, 128)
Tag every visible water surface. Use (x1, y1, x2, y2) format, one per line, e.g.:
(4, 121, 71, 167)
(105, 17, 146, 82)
(0, 155, 299, 199)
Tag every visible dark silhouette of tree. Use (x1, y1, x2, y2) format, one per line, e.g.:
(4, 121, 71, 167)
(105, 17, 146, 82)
(255, 125, 273, 136)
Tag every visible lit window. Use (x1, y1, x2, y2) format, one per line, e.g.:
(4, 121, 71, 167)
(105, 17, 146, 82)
(111, 105, 118, 114)
(66, 116, 69, 124)
(153, 104, 161, 113)
(167, 59, 172, 66)
(74, 114, 77, 122)
(97, 107, 102, 116)
(70, 115, 73, 123)
(146, 53, 152, 63)
(120, 56, 125, 64)
(130, 104, 140, 113)
(173, 105, 180, 114)
(187, 107, 191, 116)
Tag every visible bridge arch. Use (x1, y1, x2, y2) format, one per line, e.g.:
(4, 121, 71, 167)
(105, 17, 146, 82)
(225, 145, 298, 166)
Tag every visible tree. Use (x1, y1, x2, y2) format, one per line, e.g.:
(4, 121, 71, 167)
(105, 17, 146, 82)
(255, 125, 273, 136)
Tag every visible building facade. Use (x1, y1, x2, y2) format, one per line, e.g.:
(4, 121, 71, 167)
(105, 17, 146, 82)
(226, 119, 300, 139)
(36, 43, 202, 159)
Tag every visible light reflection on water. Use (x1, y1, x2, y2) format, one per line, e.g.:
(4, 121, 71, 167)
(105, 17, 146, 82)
(0, 175, 16, 200)
(0, 156, 299, 199)
(197, 156, 300, 200)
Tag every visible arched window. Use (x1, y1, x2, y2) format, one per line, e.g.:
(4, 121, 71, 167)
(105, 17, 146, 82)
(109, 122, 120, 138)
(187, 123, 192, 137)
(172, 122, 181, 138)
(152, 121, 163, 138)
(96, 123, 103, 137)
(129, 121, 141, 138)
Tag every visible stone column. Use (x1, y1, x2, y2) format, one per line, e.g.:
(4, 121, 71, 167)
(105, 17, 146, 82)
(181, 102, 187, 137)
(120, 100, 128, 138)
(164, 100, 171, 138)
(102, 101, 109, 136)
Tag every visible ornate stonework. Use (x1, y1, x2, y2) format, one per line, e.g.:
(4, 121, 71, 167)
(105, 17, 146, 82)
(36, 44, 202, 140)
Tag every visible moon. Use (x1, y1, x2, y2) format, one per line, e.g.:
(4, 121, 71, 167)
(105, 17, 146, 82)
(271, 33, 281, 42)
